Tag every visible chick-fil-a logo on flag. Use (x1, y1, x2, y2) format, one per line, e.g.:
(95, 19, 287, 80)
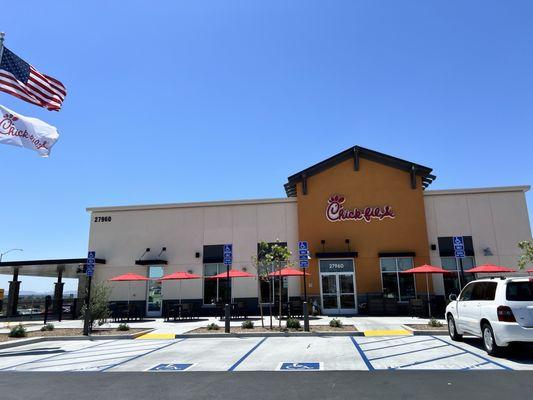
(326, 195, 395, 223)
(0, 104, 59, 157)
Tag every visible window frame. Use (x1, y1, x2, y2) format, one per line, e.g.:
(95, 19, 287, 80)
(202, 262, 232, 305)
(379, 257, 416, 301)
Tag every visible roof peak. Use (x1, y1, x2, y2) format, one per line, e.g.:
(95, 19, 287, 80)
(284, 145, 435, 197)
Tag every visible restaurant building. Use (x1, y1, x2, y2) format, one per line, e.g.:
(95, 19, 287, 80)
(81, 145, 531, 317)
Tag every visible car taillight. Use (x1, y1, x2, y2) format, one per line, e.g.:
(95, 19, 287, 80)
(497, 306, 516, 322)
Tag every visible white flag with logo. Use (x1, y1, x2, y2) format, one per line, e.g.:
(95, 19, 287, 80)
(0, 104, 59, 157)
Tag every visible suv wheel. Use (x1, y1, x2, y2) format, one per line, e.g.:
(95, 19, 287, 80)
(447, 315, 462, 341)
(482, 323, 504, 356)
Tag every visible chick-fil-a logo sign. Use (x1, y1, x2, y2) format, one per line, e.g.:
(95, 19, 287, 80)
(326, 195, 395, 223)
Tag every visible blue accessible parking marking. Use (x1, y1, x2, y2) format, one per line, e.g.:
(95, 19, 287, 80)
(279, 362, 322, 371)
(149, 363, 193, 372)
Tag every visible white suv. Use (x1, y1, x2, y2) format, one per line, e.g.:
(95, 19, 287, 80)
(445, 277, 533, 355)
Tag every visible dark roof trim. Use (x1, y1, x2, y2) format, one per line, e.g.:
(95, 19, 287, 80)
(285, 145, 436, 196)
(0, 258, 106, 267)
(315, 252, 358, 259)
(378, 252, 416, 258)
(135, 259, 168, 266)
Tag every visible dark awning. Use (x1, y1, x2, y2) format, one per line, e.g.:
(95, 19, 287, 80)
(134, 259, 168, 266)
(315, 252, 358, 259)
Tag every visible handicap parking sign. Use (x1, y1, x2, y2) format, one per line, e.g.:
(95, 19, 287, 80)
(149, 363, 193, 372)
(279, 362, 322, 371)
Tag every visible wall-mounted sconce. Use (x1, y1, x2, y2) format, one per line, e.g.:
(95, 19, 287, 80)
(187, 269, 193, 274)
(140, 248, 150, 259)
(430, 244, 437, 251)
(195, 252, 200, 259)
(320, 240, 326, 252)
(157, 247, 167, 257)
(483, 247, 493, 256)
(345, 238, 351, 251)
(242, 267, 247, 272)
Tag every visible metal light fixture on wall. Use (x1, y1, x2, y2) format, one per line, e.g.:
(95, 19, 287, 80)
(483, 247, 493, 256)
(140, 248, 150, 259)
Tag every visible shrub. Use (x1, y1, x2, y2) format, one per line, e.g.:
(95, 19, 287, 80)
(80, 282, 111, 327)
(329, 318, 343, 328)
(428, 318, 443, 328)
(40, 323, 55, 332)
(207, 323, 220, 331)
(286, 318, 301, 330)
(9, 324, 27, 338)
(117, 323, 130, 331)
(241, 320, 254, 329)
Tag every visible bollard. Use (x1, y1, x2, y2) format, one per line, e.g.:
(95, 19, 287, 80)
(303, 301, 310, 332)
(43, 295, 52, 325)
(224, 304, 231, 333)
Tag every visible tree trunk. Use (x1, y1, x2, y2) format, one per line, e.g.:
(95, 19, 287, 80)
(257, 270, 264, 328)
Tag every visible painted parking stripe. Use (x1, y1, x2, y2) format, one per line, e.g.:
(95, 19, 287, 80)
(363, 337, 435, 352)
(431, 336, 512, 371)
(368, 344, 450, 361)
(395, 350, 468, 369)
(227, 337, 268, 371)
(100, 339, 187, 372)
(349, 336, 374, 371)
(0, 340, 120, 371)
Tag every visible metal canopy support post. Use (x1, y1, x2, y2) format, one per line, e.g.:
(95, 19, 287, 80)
(53, 266, 65, 320)
(303, 271, 309, 332)
(7, 267, 21, 318)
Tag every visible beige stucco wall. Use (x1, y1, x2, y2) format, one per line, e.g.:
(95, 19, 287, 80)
(87, 199, 299, 302)
(424, 186, 532, 294)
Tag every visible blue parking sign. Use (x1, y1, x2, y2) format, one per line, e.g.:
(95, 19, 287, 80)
(453, 236, 465, 258)
(223, 244, 232, 266)
(86, 251, 96, 277)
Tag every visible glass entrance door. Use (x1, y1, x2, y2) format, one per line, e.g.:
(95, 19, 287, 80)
(146, 266, 164, 317)
(319, 259, 357, 314)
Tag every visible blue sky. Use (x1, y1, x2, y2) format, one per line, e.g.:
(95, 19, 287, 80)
(1, 1, 532, 292)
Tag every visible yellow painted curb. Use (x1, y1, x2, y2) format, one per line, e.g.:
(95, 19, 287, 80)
(363, 329, 411, 337)
(136, 333, 175, 340)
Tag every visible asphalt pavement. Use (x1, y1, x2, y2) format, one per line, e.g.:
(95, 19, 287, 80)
(0, 370, 532, 400)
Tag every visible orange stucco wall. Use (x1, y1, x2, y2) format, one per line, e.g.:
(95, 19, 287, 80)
(296, 157, 432, 297)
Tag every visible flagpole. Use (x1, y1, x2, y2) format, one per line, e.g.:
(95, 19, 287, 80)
(0, 32, 5, 64)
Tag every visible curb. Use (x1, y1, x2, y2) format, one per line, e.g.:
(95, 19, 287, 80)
(0, 329, 154, 349)
(401, 324, 448, 336)
(175, 331, 364, 338)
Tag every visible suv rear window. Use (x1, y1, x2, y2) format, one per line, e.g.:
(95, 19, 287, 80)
(506, 282, 533, 301)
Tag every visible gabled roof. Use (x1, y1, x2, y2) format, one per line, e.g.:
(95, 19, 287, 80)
(284, 145, 436, 197)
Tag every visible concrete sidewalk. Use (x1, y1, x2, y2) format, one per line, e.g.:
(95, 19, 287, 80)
(2, 315, 442, 336)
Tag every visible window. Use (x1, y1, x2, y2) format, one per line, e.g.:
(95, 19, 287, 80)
(441, 256, 476, 297)
(380, 257, 415, 301)
(459, 283, 475, 301)
(202, 245, 231, 304)
(203, 263, 231, 304)
(506, 282, 533, 301)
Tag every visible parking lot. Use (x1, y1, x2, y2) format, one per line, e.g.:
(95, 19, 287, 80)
(0, 335, 531, 372)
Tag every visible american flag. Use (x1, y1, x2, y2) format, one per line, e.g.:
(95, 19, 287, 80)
(0, 47, 66, 111)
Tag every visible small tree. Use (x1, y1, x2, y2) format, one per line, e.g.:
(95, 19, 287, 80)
(81, 282, 111, 328)
(250, 240, 292, 329)
(518, 240, 533, 270)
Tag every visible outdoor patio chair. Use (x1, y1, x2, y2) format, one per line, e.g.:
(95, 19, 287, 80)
(409, 298, 425, 318)
(289, 300, 303, 318)
(236, 301, 248, 319)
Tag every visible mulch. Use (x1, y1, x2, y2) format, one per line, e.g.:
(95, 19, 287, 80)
(188, 325, 358, 334)
(0, 328, 145, 342)
(405, 324, 447, 331)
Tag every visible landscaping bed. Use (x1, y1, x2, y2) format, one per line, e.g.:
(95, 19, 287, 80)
(404, 324, 447, 331)
(0, 328, 146, 342)
(187, 325, 358, 334)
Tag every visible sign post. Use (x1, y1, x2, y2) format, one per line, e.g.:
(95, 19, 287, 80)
(223, 244, 232, 333)
(298, 241, 310, 332)
(453, 236, 466, 289)
(82, 251, 95, 336)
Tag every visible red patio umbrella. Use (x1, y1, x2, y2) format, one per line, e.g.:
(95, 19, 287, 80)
(527, 268, 533, 274)
(465, 264, 516, 274)
(109, 273, 151, 310)
(207, 269, 255, 303)
(160, 271, 201, 304)
(268, 267, 310, 300)
(401, 265, 452, 317)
